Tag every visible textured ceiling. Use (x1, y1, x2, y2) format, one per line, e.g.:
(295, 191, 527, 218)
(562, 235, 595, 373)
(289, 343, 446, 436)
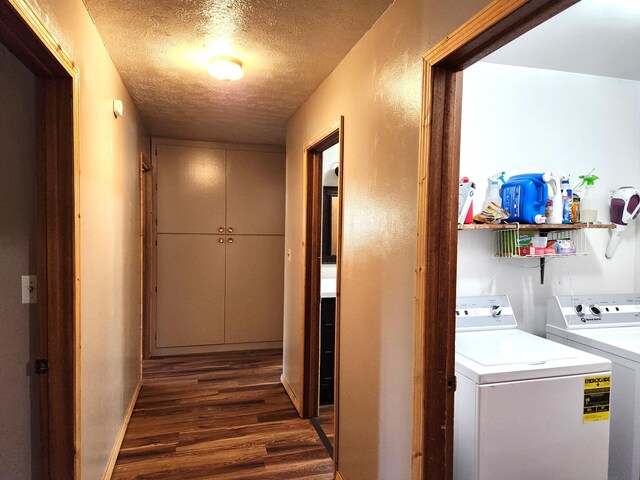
(83, 0, 393, 145)
(485, 0, 640, 81)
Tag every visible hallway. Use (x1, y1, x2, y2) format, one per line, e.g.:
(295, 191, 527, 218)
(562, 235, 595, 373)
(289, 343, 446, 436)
(112, 350, 333, 479)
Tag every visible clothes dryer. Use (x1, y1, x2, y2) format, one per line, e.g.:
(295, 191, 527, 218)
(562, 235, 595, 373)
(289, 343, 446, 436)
(547, 294, 640, 480)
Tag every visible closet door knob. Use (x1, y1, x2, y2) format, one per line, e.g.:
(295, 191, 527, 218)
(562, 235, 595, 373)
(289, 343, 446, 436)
(228, 238, 234, 244)
(228, 227, 234, 233)
(218, 238, 224, 244)
(218, 227, 224, 233)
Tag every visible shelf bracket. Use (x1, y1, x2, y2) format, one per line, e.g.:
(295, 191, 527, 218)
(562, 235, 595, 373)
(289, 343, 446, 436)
(539, 232, 549, 284)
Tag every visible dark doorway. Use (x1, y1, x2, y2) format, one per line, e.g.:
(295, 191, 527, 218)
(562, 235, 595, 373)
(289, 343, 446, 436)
(301, 118, 344, 466)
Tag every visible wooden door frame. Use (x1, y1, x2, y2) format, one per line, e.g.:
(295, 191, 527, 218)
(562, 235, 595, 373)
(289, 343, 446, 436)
(140, 151, 153, 359)
(301, 117, 344, 466)
(0, 0, 80, 478)
(412, 1, 579, 478)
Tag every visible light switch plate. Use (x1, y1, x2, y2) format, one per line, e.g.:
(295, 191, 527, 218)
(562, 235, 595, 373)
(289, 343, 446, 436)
(21, 275, 37, 304)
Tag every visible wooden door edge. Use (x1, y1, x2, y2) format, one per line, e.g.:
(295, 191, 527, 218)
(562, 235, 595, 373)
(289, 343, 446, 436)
(299, 117, 343, 471)
(300, 118, 341, 417)
(149, 139, 159, 357)
(139, 151, 152, 362)
(412, 1, 579, 478)
(3, 0, 81, 477)
(4, 1, 81, 478)
(140, 151, 153, 360)
(300, 148, 322, 419)
(332, 116, 344, 471)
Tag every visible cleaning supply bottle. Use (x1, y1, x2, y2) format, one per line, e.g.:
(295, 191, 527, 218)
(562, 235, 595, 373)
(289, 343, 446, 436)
(501, 173, 548, 224)
(572, 192, 580, 223)
(544, 174, 563, 224)
(578, 174, 599, 222)
(483, 180, 502, 209)
(458, 177, 476, 224)
(562, 187, 573, 224)
(482, 172, 505, 209)
(560, 176, 570, 197)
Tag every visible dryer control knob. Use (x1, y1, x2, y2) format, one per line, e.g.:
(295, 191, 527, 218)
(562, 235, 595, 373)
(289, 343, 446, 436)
(575, 304, 587, 317)
(589, 305, 602, 316)
(490, 305, 503, 317)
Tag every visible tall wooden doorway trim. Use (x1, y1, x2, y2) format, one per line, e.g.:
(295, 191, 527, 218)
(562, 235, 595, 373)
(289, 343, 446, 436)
(0, 0, 80, 478)
(412, 1, 579, 478)
(140, 151, 153, 359)
(301, 117, 344, 468)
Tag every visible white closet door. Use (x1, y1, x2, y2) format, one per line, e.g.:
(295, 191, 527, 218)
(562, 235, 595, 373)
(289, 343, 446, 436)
(156, 234, 225, 348)
(226, 150, 285, 235)
(225, 235, 284, 343)
(157, 143, 226, 234)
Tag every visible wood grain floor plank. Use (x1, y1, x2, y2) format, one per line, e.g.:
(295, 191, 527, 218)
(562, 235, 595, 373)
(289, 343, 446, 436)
(112, 349, 334, 479)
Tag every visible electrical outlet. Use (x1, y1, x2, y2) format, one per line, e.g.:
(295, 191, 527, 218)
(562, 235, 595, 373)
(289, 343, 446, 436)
(21, 275, 37, 304)
(287, 249, 292, 262)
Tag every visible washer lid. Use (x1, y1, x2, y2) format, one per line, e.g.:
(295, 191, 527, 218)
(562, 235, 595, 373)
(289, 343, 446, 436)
(456, 329, 611, 384)
(567, 327, 640, 363)
(457, 330, 575, 366)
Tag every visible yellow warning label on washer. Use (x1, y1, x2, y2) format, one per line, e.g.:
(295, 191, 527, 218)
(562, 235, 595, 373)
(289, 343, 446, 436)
(583, 375, 611, 423)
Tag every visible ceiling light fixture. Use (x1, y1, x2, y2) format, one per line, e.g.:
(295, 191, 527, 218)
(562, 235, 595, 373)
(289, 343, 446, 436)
(208, 56, 244, 81)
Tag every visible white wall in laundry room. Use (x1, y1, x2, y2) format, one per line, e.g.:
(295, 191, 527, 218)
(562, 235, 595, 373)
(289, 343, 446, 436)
(457, 61, 640, 336)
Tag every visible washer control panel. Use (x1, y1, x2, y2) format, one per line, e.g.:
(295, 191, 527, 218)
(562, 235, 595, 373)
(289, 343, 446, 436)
(456, 295, 517, 331)
(548, 294, 640, 328)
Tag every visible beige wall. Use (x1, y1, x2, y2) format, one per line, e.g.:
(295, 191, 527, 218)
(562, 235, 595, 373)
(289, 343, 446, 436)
(0, 43, 40, 480)
(283, 0, 490, 478)
(20, 0, 148, 477)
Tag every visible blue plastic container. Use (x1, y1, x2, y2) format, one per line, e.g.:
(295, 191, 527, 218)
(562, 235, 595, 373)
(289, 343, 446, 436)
(500, 174, 549, 224)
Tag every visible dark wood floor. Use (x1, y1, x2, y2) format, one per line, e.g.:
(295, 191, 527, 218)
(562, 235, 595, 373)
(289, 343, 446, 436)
(310, 405, 335, 459)
(112, 349, 334, 479)
(317, 405, 334, 447)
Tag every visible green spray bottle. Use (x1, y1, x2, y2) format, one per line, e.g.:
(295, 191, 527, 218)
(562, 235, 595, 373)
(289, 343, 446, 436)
(577, 173, 599, 222)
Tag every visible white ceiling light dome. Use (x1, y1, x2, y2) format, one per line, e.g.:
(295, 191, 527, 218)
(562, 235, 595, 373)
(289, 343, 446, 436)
(208, 56, 244, 81)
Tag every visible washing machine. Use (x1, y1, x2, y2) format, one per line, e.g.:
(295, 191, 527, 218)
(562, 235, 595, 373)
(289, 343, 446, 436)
(454, 295, 611, 480)
(547, 293, 640, 480)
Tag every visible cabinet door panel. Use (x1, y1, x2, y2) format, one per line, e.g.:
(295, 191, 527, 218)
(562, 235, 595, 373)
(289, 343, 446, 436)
(226, 150, 285, 234)
(225, 235, 284, 343)
(156, 234, 225, 348)
(157, 144, 226, 233)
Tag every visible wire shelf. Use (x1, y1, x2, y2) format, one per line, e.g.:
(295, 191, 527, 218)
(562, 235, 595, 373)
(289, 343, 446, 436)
(496, 226, 587, 258)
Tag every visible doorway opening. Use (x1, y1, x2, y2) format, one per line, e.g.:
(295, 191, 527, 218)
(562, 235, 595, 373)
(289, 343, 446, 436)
(412, 1, 579, 478)
(301, 117, 344, 464)
(0, 1, 79, 478)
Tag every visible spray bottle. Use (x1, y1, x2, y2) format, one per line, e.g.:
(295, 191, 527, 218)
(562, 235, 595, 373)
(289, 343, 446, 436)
(544, 174, 563, 224)
(482, 171, 505, 210)
(577, 173, 600, 222)
(560, 176, 572, 224)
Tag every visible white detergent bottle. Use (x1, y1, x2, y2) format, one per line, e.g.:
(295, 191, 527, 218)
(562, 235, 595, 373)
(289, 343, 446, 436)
(545, 174, 563, 224)
(482, 180, 502, 209)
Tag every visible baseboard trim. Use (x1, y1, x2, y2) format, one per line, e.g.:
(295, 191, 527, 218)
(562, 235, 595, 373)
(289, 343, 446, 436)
(103, 378, 142, 479)
(150, 340, 283, 357)
(280, 373, 301, 415)
(336, 471, 346, 480)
